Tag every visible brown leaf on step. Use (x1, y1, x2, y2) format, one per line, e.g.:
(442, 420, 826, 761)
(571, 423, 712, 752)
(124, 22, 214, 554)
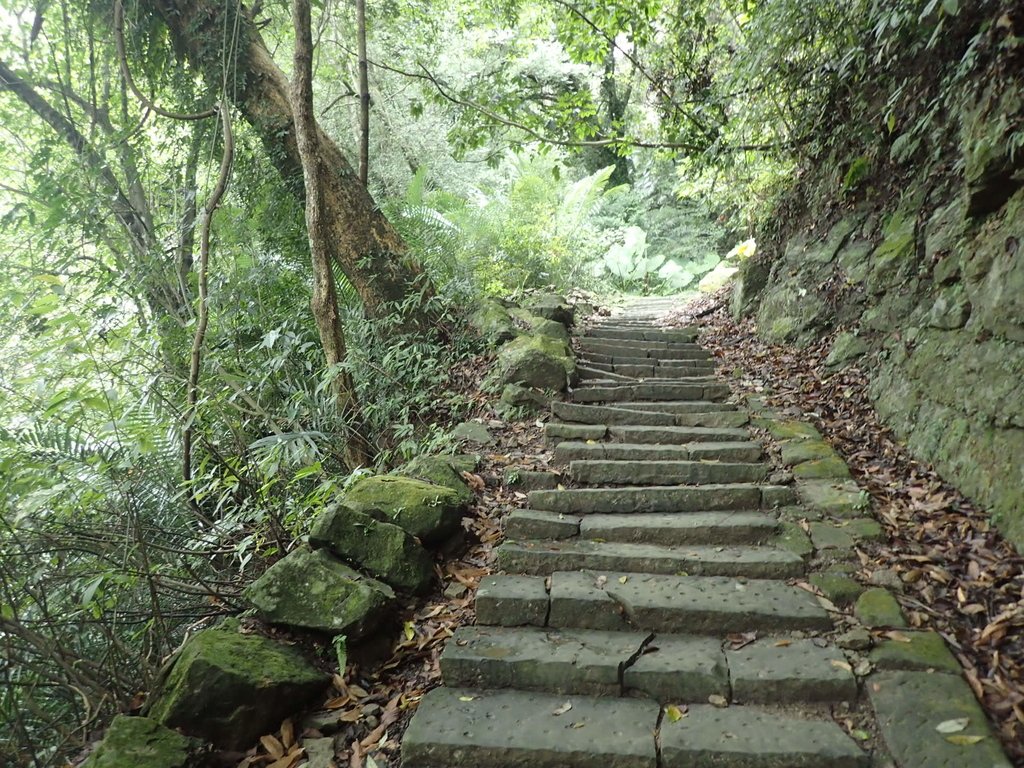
(267, 748, 302, 768)
(280, 719, 295, 749)
(460, 471, 486, 492)
(260, 734, 285, 759)
(726, 632, 757, 650)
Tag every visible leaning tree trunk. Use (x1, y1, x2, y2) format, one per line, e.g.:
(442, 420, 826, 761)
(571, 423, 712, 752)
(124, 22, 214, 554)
(142, 0, 432, 321)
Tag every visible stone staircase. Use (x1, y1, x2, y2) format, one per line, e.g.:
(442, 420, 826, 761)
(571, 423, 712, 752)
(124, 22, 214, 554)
(401, 301, 871, 767)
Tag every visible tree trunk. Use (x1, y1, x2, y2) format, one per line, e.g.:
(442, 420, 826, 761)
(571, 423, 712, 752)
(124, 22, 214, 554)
(142, 0, 432, 321)
(356, 0, 370, 186)
(291, 0, 373, 470)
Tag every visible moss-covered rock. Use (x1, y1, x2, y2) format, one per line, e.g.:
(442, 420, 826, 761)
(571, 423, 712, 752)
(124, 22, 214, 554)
(792, 456, 852, 480)
(730, 257, 771, 320)
(397, 455, 475, 505)
(779, 440, 839, 467)
(309, 505, 435, 594)
(928, 285, 971, 329)
(765, 420, 823, 442)
(526, 293, 574, 326)
(854, 588, 907, 628)
(866, 211, 916, 295)
(509, 308, 571, 343)
(496, 333, 576, 391)
(343, 474, 466, 543)
(82, 716, 195, 768)
(469, 298, 517, 344)
(498, 383, 551, 414)
(776, 521, 813, 560)
(797, 479, 868, 517)
(869, 629, 960, 672)
(825, 332, 869, 368)
(147, 620, 326, 748)
(808, 573, 865, 607)
(244, 548, 394, 637)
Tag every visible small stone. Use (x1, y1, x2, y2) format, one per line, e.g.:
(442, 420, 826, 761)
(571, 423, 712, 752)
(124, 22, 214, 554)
(443, 581, 466, 599)
(836, 627, 873, 651)
(708, 694, 729, 707)
(768, 469, 794, 485)
(300, 711, 345, 735)
(452, 421, 494, 445)
(867, 569, 902, 590)
(809, 573, 865, 607)
(854, 588, 907, 629)
(302, 737, 337, 768)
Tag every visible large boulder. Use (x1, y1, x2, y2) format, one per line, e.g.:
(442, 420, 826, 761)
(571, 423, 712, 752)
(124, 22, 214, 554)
(309, 505, 435, 594)
(343, 474, 465, 544)
(526, 293, 574, 326)
(496, 333, 576, 391)
(244, 548, 394, 637)
(469, 299, 517, 344)
(396, 454, 477, 505)
(508, 308, 571, 343)
(82, 716, 195, 768)
(146, 620, 326, 749)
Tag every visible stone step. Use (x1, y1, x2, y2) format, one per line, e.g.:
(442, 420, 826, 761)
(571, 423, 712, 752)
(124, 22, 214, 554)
(543, 572, 832, 634)
(496, 539, 804, 579)
(585, 327, 698, 342)
(402, 687, 660, 768)
(569, 459, 769, 485)
(580, 511, 778, 546)
(581, 354, 715, 371)
(553, 440, 763, 464)
(441, 626, 728, 701)
(608, 364, 718, 378)
(528, 484, 774, 514)
(578, 341, 711, 361)
(726, 638, 858, 703)
(571, 383, 729, 403)
(553, 402, 743, 428)
(609, 425, 751, 444)
(613, 401, 736, 413)
(660, 706, 868, 768)
(506, 509, 581, 540)
(544, 423, 608, 442)
(578, 365, 635, 382)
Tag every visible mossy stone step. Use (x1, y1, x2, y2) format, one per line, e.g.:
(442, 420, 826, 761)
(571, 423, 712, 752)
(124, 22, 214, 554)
(727, 639, 858, 703)
(570, 383, 729, 403)
(402, 687, 660, 768)
(553, 441, 763, 464)
(578, 342, 711, 361)
(609, 425, 751, 444)
(585, 327, 698, 342)
(612, 400, 736, 414)
(441, 626, 728, 701)
(496, 539, 804, 579)
(660, 706, 868, 768)
(569, 459, 768, 486)
(547, 571, 832, 634)
(527, 484, 772, 514)
(580, 511, 778, 546)
(578, 364, 634, 381)
(544, 423, 608, 442)
(505, 509, 581, 540)
(554, 402, 743, 427)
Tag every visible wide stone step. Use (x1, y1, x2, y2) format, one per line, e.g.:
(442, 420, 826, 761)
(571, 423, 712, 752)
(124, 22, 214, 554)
(553, 402, 742, 428)
(580, 355, 715, 373)
(545, 423, 608, 442)
(528, 484, 773, 514)
(402, 687, 660, 768)
(661, 706, 868, 768)
(609, 425, 751, 444)
(580, 511, 778, 545)
(578, 365, 635, 382)
(496, 539, 803, 579)
(475, 573, 831, 634)
(726, 638, 858, 703)
(553, 440, 763, 464)
(570, 459, 769, 485)
(441, 626, 728, 701)
(578, 341, 712, 361)
(585, 327, 698, 342)
(571, 383, 729, 403)
(613, 401, 735, 413)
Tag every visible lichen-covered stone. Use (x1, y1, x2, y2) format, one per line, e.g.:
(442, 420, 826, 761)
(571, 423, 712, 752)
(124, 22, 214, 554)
(776, 521, 813, 560)
(397, 455, 475, 505)
(244, 548, 394, 637)
(867, 211, 915, 294)
(854, 588, 907, 628)
(780, 440, 838, 467)
(343, 475, 465, 543)
(82, 716, 195, 768)
(797, 479, 868, 517)
(147, 620, 325, 749)
(870, 630, 960, 672)
(792, 457, 852, 479)
(496, 333, 576, 391)
(825, 333, 869, 368)
(809, 573, 865, 607)
(469, 298, 517, 344)
(928, 285, 971, 329)
(309, 505, 435, 594)
(451, 421, 493, 446)
(765, 420, 823, 441)
(526, 293, 574, 326)
(509, 308, 570, 343)
(499, 383, 551, 414)
(730, 257, 771, 319)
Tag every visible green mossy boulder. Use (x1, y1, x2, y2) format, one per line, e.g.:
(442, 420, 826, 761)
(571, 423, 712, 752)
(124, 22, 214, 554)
(825, 332, 869, 368)
(855, 588, 907, 628)
(496, 333, 576, 391)
(309, 505, 435, 594)
(469, 298, 517, 344)
(808, 573, 865, 607)
(147, 621, 326, 749)
(397, 455, 476, 505)
(499, 383, 551, 414)
(526, 293, 574, 326)
(343, 475, 466, 544)
(82, 716, 195, 768)
(792, 456, 852, 480)
(509, 308, 571, 343)
(765, 420, 823, 442)
(797, 479, 867, 517)
(244, 548, 394, 637)
(779, 440, 838, 467)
